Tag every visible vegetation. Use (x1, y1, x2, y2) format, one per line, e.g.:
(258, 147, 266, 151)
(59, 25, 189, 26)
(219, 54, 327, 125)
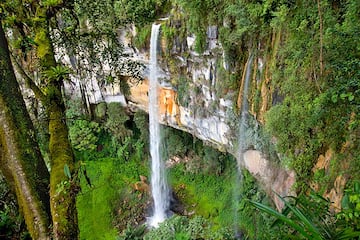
(69, 120, 101, 152)
(0, 176, 31, 239)
(251, 192, 360, 239)
(67, 103, 279, 239)
(0, 0, 359, 239)
(169, 0, 360, 187)
(76, 157, 148, 240)
(263, 0, 360, 186)
(339, 181, 360, 231)
(144, 215, 233, 240)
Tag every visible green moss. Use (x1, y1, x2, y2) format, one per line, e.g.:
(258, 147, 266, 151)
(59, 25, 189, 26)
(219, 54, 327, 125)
(48, 104, 78, 238)
(77, 159, 118, 240)
(34, 30, 51, 59)
(77, 155, 149, 239)
(42, 0, 63, 7)
(32, 8, 57, 70)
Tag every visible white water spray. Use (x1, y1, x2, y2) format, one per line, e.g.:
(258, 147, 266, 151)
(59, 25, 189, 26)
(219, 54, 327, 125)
(234, 53, 253, 239)
(148, 23, 170, 227)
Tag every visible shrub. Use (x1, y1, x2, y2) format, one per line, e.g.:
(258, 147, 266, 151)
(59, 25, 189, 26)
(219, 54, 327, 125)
(0, 176, 30, 239)
(144, 215, 232, 240)
(176, 76, 191, 108)
(69, 119, 101, 152)
(104, 103, 133, 142)
(95, 102, 107, 120)
(133, 110, 149, 152)
(134, 25, 151, 50)
(338, 181, 360, 230)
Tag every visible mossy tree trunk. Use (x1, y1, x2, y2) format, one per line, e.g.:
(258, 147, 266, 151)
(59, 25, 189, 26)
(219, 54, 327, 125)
(33, 7, 79, 240)
(0, 23, 51, 240)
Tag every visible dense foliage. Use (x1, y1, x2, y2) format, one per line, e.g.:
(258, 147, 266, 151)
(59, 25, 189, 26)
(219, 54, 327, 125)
(251, 191, 360, 239)
(263, 0, 360, 184)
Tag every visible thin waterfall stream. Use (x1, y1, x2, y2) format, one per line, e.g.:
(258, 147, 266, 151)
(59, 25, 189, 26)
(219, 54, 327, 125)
(148, 23, 170, 228)
(234, 53, 253, 238)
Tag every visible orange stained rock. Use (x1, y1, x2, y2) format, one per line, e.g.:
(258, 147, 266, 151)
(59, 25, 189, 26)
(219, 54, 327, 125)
(159, 88, 178, 118)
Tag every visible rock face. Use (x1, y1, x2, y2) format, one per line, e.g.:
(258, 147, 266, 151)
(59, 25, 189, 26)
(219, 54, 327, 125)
(243, 150, 296, 210)
(324, 175, 346, 213)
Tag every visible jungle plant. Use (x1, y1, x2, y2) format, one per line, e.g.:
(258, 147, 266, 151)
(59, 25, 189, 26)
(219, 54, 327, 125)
(114, 0, 170, 26)
(250, 192, 360, 240)
(338, 181, 360, 230)
(117, 224, 146, 240)
(176, 75, 191, 108)
(133, 24, 152, 50)
(143, 215, 234, 240)
(42, 65, 71, 83)
(94, 102, 107, 120)
(0, 176, 30, 239)
(133, 110, 149, 153)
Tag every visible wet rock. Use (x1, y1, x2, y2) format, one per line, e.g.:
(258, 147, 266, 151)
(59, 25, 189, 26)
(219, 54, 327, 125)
(243, 150, 296, 210)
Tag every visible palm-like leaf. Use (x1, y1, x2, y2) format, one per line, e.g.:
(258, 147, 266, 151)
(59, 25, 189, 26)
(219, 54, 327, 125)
(250, 199, 321, 239)
(43, 65, 71, 82)
(249, 192, 360, 240)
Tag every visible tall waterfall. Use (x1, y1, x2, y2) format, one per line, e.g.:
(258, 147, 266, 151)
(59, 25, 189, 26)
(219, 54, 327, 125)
(238, 53, 253, 155)
(148, 23, 170, 227)
(234, 53, 253, 238)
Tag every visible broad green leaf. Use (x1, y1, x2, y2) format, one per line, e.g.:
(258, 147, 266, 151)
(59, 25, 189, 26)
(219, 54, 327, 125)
(275, 193, 322, 240)
(64, 164, 71, 179)
(341, 194, 350, 210)
(249, 200, 314, 239)
(354, 181, 360, 193)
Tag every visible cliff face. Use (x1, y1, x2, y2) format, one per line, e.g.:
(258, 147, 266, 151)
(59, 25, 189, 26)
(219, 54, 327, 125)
(60, 18, 296, 209)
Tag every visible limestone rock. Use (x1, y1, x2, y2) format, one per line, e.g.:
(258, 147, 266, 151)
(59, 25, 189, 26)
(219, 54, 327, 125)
(243, 150, 296, 210)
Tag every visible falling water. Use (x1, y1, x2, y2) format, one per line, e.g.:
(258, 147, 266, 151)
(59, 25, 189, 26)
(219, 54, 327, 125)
(148, 23, 170, 228)
(238, 53, 253, 155)
(234, 53, 254, 238)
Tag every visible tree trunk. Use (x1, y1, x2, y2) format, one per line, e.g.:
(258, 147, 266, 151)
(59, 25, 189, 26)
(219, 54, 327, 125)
(0, 23, 51, 240)
(34, 8, 79, 239)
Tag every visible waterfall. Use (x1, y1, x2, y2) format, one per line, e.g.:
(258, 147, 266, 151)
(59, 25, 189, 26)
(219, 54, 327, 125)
(234, 53, 253, 238)
(238, 53, 253, 156)
(148, 23, 170, 228)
